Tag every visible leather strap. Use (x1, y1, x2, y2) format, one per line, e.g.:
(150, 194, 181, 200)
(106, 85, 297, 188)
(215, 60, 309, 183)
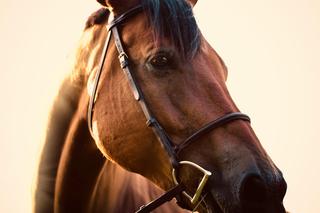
(175, 112, 251, 154)
(108, 5, 143, 30)
(135, 184, 185, 213)
(87, 29, 113, 136)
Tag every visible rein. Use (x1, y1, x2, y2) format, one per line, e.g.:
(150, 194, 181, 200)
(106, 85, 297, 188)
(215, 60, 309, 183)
(87, 5, 250, 212)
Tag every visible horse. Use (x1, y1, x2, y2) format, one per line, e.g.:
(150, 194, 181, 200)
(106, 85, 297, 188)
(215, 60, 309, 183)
(34, 0, 287, 212)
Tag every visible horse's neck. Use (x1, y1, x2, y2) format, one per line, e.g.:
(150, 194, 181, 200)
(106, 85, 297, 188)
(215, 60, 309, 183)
(34, 77, 83, 212)
(35, 14, 109, 211)
(34, 75, 105, 212)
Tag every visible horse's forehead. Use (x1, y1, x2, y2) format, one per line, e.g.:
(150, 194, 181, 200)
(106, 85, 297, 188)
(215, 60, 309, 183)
(121, 12, 151, 42)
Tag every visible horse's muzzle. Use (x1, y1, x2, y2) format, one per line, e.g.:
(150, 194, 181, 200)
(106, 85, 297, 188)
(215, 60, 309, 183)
(239, 173, 287, 213)
(205, 172, 287, 213)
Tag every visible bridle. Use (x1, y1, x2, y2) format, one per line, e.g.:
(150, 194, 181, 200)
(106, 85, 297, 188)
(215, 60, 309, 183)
(87, 5, 250, 213)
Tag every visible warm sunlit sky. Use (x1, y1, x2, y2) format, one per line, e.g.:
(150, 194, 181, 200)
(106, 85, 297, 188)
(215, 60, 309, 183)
(0, 0, 319, 212)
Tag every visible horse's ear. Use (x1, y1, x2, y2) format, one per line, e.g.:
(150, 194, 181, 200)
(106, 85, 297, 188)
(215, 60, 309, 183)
(95, 0, 139, 14)
(96, 0, 107, 7)
(96, 0, 198, 12)
(188, 0, 198, 6)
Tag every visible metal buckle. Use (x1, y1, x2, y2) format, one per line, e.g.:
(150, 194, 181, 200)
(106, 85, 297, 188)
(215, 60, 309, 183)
(172, 161, 212, 205)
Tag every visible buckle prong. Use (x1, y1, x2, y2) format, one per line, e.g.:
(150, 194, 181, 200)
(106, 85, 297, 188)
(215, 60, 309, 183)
(172, 161, 212, 205)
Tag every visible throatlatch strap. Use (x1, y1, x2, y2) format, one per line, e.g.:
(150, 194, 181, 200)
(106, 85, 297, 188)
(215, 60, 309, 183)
(135, 184, 185, 213)
(87, 29, 112, 136)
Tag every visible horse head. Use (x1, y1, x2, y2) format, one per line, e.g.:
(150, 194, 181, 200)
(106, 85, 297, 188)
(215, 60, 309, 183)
(86, 0, 287, 212)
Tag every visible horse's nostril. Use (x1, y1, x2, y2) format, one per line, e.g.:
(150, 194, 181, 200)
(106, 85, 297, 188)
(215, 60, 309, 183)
(240, 175, 267, 205)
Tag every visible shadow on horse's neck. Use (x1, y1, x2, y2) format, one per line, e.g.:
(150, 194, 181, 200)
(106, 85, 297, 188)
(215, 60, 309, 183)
(54, 105, 106, 211)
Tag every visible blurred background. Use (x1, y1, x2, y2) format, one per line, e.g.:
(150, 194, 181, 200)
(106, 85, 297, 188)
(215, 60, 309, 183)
(0, 0, 319, 212)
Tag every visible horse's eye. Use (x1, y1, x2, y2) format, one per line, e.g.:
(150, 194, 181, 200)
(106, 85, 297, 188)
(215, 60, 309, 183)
(150, 55, 170, 69)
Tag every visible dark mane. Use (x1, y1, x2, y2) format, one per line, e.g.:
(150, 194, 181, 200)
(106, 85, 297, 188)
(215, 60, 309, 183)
(142, 0, 201, 58)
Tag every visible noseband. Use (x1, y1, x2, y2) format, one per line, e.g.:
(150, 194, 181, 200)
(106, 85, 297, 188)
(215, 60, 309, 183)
(87, 5, 250, 212)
